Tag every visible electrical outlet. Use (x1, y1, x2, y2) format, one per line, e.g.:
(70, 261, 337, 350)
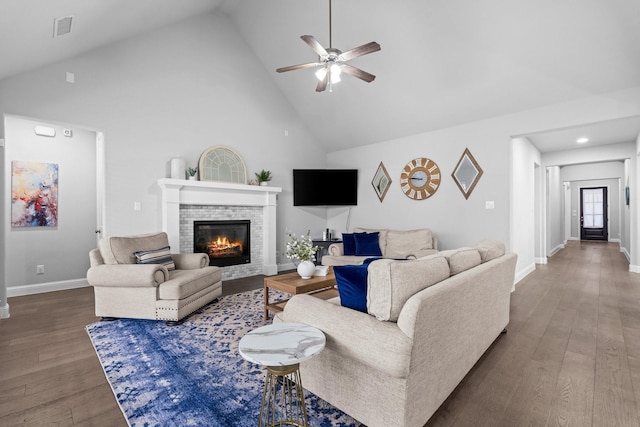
(36, 265, 45, 275)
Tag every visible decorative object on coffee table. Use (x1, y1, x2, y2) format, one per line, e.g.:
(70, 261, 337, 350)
(452, 148, 483, 200)
(400, 157, 441, 200)
(198, 145, 247, 184)
(285, 230, 319, 279)
(371, 161, 391, 202)
(239, 322, 326, 427)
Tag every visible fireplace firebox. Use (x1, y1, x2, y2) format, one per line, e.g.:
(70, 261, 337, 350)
(194, 220, 250, 267)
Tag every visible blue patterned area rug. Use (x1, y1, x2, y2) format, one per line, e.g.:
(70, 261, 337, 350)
(86, 288, 359, 427)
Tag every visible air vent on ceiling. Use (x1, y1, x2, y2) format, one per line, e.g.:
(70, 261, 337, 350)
(53, 15, 74, 38)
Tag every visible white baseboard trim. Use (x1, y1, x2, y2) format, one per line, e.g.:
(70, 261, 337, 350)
(535, 257, 548, 264)
(621, 247, 631, 262)
(567, 237, 579, 241)
(609, 238, 621, 243)
(548, 244, 565, 257)
(0, 303, 9, 319)
(513, 263, 536, 291)
(7, 279, 89, 297)
(630, 264, 640, 274)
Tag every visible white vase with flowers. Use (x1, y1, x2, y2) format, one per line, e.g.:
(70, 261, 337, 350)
(285, 230, 319, 279)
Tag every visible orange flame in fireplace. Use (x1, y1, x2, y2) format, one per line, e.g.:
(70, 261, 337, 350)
(207, 236, 243, 257)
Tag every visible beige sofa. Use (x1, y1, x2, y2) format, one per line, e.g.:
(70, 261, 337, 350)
(87, 232, 222, 324)
(321, 227, 438, 266)
(277, 240, 516, 427)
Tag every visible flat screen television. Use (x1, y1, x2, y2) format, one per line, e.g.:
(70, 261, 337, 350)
(293, 169, 358, 206)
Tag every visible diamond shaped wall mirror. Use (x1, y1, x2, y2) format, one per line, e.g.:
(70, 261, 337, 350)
(452, 148, 483, 200)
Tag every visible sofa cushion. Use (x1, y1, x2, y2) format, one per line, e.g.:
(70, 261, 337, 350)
(159, 266, 222, 300)
(334, 264, 369, 313)
(354, 232, 383, 256)
(367, 256, 450, 321)
(384, 229, 433, 258)
(475, 239, 506, 262)
(438, 248, 481, 275)
(342, 233, 356, 255)
(354, 227, 389, 254)
(134, 246, 176, 271)
(100, 232, 171, 265)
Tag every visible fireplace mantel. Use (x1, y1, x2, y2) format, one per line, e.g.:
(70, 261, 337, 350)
(157, 178, 282, 276)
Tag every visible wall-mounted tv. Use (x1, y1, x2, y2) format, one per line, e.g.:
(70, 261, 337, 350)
(293, 169, 358, 206)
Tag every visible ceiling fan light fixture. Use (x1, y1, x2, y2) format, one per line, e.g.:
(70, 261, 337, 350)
(315, 67, 328, 81)
(330, 68, 341, 84)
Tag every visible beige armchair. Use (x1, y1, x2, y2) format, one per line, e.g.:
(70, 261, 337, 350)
(87, 232, 222, 325)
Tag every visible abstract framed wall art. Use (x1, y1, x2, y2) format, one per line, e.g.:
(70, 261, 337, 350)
(371, 161, 392, 202)
(11, 161, 59, 227)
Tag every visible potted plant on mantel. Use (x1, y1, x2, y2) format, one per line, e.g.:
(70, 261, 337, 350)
(255, 169, 272, 186)
(187, 167, 197, 181)
(285, 230, 319, 279)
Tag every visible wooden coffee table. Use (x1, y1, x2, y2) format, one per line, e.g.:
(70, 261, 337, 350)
(264, 268, 338, 320)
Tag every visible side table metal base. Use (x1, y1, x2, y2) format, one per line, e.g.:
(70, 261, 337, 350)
(259, 363, 308, 427)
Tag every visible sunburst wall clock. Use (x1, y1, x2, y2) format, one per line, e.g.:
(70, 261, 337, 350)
(400, 157, 441, 200)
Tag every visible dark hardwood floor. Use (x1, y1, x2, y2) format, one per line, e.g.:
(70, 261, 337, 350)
(1, 241, 639, 426)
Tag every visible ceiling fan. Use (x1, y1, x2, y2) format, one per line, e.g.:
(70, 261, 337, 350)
(276, 0, 381, 92)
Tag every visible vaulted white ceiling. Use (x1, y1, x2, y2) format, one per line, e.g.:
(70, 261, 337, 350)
(1, 0, 639, 152)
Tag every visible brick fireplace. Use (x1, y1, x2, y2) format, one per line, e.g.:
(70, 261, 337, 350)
(157, 178, 282, 279)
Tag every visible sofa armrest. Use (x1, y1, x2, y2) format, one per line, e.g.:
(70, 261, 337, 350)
(87, 264, 168, 288)
(89, 248, 104, 268)
(327, 243, 344, 256)
(432, 236, 438, 251)
(280, 294, 413, 378)
(172, 253, 209, 269)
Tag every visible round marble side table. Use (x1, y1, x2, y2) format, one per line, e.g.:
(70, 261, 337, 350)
(239, 322, 326, 427)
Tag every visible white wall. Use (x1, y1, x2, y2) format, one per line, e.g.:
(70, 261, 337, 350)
(3, 115, 98, 295)
(546, 166, 563, 255)
(511, 137, 539, 281)
(623, 159, 631, 259)
(0, 137, 6, 317)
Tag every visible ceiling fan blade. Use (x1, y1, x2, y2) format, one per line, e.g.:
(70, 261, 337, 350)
(301, 35, 328, 57)
(316, 74, 328, 92)
(276, 62, 320, 73)
(339, 41, 381, 61)
(341, 64, 376, 83)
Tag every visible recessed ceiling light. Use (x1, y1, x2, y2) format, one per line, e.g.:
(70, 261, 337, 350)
(576, 137, 589, 144)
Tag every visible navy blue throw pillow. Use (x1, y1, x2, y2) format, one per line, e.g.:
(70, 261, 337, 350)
(354, 232, 382, 256)
(342, 233, 356, 256)
(334, 264, 369, 313)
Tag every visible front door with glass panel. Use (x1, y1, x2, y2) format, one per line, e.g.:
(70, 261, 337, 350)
(580, 187, 608, 241)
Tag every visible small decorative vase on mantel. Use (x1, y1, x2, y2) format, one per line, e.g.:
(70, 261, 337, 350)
(296, 260, 316, 279)
(187, 167, 197, 181)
